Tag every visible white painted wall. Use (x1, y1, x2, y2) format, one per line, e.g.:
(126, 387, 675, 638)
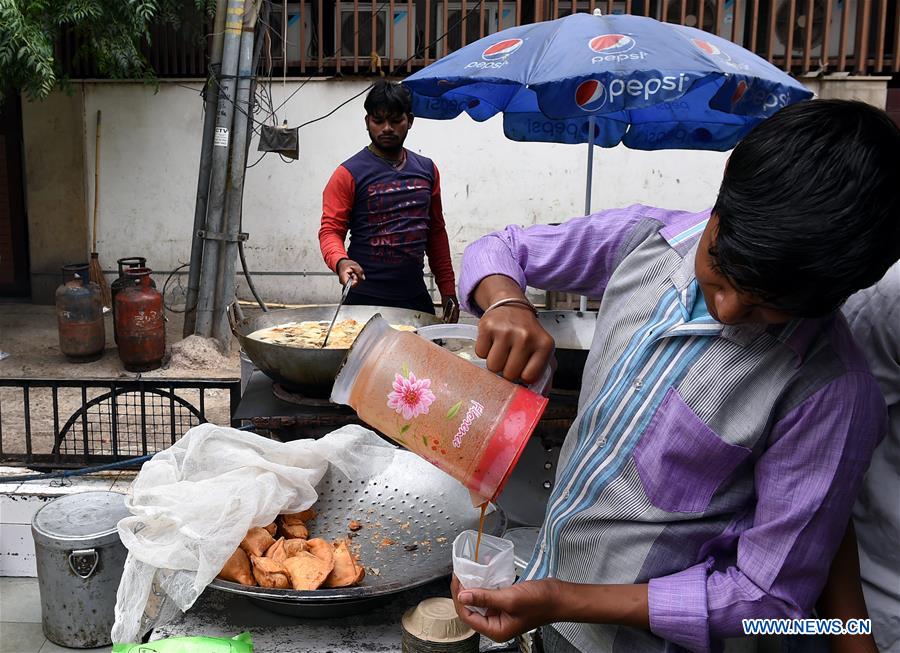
(79, 79, 732, 304)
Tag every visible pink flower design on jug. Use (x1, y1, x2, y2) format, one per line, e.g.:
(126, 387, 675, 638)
(387, 371, 435, 421)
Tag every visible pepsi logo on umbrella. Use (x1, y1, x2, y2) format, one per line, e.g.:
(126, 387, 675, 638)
(482, 38, 524, 61)
(575, 79, 607, 112)
(691, 38, 747, 70)
(589, 34, 635, 55)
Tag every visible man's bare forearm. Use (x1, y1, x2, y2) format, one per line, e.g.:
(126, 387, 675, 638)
(559, 581, 651, 629)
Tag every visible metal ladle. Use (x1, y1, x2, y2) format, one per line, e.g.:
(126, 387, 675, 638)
(321, 276, 355, 348)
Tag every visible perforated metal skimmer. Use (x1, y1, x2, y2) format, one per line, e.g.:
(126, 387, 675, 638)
(209, 450, 506, 611)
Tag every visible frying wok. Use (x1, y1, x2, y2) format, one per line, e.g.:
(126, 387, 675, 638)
(229, 305, 440, 397)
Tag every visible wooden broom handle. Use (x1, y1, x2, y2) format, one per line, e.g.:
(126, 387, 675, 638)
(92, 110, 101, 252)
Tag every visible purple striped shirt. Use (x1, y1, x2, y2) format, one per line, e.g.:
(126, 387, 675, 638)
(460, 205, 886, 652)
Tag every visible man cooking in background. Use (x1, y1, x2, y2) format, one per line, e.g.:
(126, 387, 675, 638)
(319, 79, 459, 322)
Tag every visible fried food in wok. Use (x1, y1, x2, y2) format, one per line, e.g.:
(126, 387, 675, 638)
(217, 547, 256, 586)
(248, 319, 416, 349)
(250, 555, 291, 589)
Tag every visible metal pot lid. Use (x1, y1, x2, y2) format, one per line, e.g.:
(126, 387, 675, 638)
(32, 491, 130, 540)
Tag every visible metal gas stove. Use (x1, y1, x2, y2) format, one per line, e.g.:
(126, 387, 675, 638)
(233, 370, 366, 440)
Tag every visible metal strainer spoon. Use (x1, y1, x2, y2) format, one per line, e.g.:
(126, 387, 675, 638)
(321, 277, 354, 348)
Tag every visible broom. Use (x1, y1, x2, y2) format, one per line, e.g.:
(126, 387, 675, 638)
(89, 109, 111, 307)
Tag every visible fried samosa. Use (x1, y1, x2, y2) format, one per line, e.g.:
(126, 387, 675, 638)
(323, 540, 365, 588)
(284, 552, 333, 591)
(217, 547, 256, 586)
(250, 555, 291, 589)
(283, 539, 307, 557)
(265, 537, 288, 564)
(279, 521, 309, 540)
(282, 508, 316, 524)
(240, 527, 275, 558)
(305, 538, 335, 568)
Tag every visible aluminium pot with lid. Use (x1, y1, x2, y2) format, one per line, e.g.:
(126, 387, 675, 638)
(32, 491, 132, 648)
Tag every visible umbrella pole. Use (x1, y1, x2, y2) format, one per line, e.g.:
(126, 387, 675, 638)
(579, 115, 596, 313)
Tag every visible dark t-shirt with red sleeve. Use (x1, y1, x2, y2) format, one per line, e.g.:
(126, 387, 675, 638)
(319, 147, 456, 301)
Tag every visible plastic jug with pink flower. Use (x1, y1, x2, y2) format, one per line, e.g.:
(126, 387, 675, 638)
(331, 315, 551, 503)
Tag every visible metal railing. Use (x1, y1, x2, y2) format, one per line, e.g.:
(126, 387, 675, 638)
(0, 378, 240, 470)
(269, 0, 896, 76)
(58, 1, 896, 80)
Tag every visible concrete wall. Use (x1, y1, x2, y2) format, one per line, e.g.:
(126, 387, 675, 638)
(21, 76, 890, 305)
(802, 75, 891, 107)
(21, 86, 89, 302)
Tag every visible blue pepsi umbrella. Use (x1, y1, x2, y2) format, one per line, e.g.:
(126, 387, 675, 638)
(405, 11, 812, 310)
(404, 11, 812, 152)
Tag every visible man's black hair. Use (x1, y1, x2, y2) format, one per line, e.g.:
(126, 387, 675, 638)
(711, 99, 900, 317)
(364, 79, 413, 118)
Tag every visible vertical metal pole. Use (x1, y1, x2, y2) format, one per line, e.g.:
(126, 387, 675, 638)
(23, 386, 32, 462)
(110, 383, 119, 460)
(230, 382, 241, 428)
(195, 0, 246, 337)
(213, 0, 260, 346)
(169, 384, 177, 445)
(579, 115, 596, 313)
(51, 387, 60, 463)
(184, 0, 228, 337)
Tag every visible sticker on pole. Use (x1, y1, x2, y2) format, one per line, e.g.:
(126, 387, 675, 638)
(214, 127, 230, 147)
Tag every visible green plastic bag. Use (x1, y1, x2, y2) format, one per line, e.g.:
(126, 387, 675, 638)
(112, 632, 252, 652)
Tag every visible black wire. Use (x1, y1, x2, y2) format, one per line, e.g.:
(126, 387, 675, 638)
(246, 151, 268, 168)
(295, 84, 375, 129)
(290, 0, 488, 131)
(255, 0, 396, 123)
(210, 0, 489, 142)
(2, 425, 257, 483)
(162, 262, 191, 313)
(239, 240, 268, 311)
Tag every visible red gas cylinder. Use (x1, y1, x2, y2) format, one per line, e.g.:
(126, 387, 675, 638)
(115, 267, 165, 372)
(55, 263, 106, 363)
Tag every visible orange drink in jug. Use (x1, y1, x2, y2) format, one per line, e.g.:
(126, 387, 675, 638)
(331, 316, 550, 501)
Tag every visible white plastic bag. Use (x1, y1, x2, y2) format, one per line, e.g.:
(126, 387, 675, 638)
(112, 423, 395, 643)
(452, 530, 515, 615)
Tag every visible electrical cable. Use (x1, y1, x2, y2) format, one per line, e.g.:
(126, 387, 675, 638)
(285, 0, 488, 131)
(1, 455, 154, 484)
(2, 426, 256, 483)
(162, 262, 191, 313)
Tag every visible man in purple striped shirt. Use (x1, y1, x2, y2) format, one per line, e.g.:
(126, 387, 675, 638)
(449, 100, 900, 652)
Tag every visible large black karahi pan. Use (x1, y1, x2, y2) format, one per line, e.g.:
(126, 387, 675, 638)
(230, 305, 440, 397)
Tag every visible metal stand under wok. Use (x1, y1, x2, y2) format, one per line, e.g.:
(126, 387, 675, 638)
(234, 370, 365, 440)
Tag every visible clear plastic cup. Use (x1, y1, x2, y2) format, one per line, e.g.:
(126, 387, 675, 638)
(452, 530, 516, 615)
(331, 315, 549, 501)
